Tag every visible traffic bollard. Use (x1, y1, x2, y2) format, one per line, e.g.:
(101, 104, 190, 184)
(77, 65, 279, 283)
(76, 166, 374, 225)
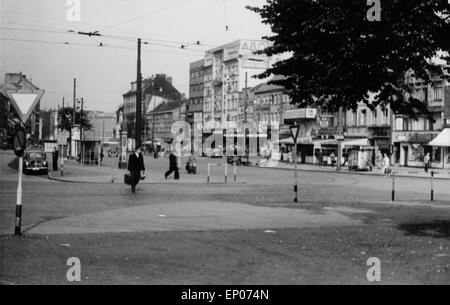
(431, 171, 434, 201)
(391, 170, 396, 202)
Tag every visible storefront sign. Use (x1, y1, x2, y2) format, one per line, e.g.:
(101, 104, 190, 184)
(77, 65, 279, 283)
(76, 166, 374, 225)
(284, 108, 317, 120)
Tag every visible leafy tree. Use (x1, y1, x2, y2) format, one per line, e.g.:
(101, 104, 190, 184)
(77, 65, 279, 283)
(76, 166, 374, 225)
(248, 0, 450, 118)
(58, 107, 92, 133)
(58, 107, 92, 155)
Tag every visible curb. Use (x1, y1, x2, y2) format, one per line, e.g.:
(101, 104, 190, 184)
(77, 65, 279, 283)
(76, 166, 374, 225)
(249, 164, 450, 181)
(47, 172, 246, 185)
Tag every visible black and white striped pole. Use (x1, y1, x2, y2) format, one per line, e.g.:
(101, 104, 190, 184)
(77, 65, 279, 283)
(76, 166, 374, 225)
(431, 171, 434, 201)
(13, 128, 26, 236)
(289, 125, 300, 203)
(391, 169, 396, 202)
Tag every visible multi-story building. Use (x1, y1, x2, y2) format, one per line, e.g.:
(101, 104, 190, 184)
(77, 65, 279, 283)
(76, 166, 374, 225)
(345, 102, 393, 155)
(123, 74, 182, 124)
(147, 100, 186, 144)
(392, 65, 450, 168)
(201, 40, 271, 125)
(187, 59, 205, 126)
(82, 111, 117, 143)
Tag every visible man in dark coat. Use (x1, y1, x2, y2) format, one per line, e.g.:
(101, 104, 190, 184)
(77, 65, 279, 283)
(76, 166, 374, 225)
(164, 150, 179, 180)
(127, 146, 146, 193)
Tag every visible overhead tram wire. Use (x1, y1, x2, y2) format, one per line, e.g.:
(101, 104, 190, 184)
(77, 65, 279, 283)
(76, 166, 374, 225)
(96, 0, 197, 32)
(0, 26, 210, 54)
(0, 38, 204, 57)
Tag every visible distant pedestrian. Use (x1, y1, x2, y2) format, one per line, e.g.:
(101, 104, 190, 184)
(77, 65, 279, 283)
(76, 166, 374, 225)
(52, 147, 58, 171)
(100, 149, 104, 165)
(127, 146, 146, 193)
(375, 150, 383, 169)
(382, 153, 391, 178)
(424, 152, 431, 173)
(165, 150, 179, 180)
(315, 150, 323, 167)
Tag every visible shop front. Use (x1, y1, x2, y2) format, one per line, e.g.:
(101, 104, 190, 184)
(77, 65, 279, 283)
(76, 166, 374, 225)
(392, 131, 442, 168)
(429, 128, 450, 169)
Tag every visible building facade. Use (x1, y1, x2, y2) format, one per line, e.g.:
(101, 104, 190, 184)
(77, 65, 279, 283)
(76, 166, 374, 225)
(147, 101, 186, 143)
(392, 65, 450, 168)
(187, 59, 205, 126)
(82, 111, 117, 143)
(201, 40, 271, 125)
(123, 74, 182, 125)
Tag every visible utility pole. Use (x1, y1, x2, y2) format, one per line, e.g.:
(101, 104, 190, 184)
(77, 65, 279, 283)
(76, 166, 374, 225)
(244, 72, 248, 124)
(136, 38, 142, 149)
(72, 78, 76, 158)
(337, 106, 343, 171)
(73, 79, 76, 125)
(80, 98, 84, 165)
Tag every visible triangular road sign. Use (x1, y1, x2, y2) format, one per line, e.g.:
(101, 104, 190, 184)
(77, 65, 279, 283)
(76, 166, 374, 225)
(289, 125, 300, 141)
(5, 89, 45, 124)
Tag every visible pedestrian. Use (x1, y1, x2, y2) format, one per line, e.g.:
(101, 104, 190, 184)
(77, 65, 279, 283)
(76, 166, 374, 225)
(100, 148, 104, 165)
(315, 150, 323, 167)
(382, 153, 391, 178)
(127, 146, 146, 193)
(424, 152, 431, 173)
(52, 147, 58, 171)
(330, 152, 336, 166)
(375, 150, 382, 169)
(164, 150, 179, 180)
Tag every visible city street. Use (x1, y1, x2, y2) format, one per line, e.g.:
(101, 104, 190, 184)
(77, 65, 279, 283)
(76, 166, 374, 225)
(1, 150, 449, 284)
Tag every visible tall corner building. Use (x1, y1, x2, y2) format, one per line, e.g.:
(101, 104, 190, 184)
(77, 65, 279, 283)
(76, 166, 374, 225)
(191, 39, 271, 126)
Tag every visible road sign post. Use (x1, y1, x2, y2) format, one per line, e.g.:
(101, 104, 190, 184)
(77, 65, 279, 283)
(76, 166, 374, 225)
(6, 89, 44, 237)
(13, 129, 26, 236)
(290, 125, 300, 203)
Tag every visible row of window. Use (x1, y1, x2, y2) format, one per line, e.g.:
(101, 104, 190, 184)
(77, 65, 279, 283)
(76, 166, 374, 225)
(395, 115, 443, 132)
(190, 83, 204, 93)
(254, 93, 290, 105)
(347, 108, 389, 127)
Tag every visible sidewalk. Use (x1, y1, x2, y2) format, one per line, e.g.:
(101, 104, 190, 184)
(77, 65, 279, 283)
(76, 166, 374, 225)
(252, 157, 450, 180)
(47, 159, 239, 184)
(48, 157, 450, 184)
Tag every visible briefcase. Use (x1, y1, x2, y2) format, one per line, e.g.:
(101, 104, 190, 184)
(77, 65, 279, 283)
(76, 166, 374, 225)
(124, 173, 133, 185)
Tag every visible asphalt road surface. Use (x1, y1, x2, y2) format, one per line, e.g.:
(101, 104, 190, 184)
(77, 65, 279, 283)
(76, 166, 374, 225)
(1, 150, 449, 284)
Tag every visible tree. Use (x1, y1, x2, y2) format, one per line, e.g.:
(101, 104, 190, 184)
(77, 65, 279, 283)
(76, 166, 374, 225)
(247, 0, 450, 118)
(58, 107, 92, 134)
(58, 107, 92, 155)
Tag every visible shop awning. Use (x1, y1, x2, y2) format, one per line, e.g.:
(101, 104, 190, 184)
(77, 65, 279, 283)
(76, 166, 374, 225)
(429, 128, 450, 147)
(322, 138, 369, 148)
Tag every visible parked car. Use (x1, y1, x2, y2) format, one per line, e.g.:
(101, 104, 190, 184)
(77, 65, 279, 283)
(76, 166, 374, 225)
(23, 146, 48, 175)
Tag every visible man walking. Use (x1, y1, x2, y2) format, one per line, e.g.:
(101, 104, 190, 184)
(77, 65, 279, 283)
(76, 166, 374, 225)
(165, 150, 179, 180)
(424, 152, 431, 173)
(127, 146, 146, 193)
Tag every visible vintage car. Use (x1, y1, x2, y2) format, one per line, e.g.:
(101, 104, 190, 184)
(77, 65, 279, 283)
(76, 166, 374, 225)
(23, 146, 48, 175)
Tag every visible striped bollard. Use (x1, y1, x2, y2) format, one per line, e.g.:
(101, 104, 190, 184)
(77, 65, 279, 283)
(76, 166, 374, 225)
(224, 163, 228, 184)
(431, 171, 434, 201)
(391, 170, 396, 202)
(207, 163, 210, 184)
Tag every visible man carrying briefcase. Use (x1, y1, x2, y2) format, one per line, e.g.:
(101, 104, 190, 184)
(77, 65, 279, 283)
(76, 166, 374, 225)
(126, 146, 146, 193)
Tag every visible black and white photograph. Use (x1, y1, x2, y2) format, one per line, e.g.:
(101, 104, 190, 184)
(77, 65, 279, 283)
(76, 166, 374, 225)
(1, 0, 450, 292)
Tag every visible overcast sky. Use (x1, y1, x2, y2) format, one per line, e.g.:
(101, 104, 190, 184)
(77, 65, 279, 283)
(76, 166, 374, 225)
(0, 0, 271, 113)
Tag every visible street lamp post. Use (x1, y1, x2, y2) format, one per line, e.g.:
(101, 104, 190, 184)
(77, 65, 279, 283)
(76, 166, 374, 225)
(290, 125, 300, 203)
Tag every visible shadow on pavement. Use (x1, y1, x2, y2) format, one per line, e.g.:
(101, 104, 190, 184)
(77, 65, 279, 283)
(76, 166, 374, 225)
(398, 220, 450, 239)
